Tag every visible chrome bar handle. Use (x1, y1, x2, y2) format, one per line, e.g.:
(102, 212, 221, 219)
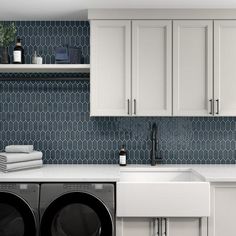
(159, 218, 162, 236)
(161, 218, 164, 236)
(134, 99, 137, 115)
(127, 99, 130, 115)
(163, 218, 167, 236)
(209, 99, 213, 115)
(154, 218, 159, 236)
(216, 99, 220, 115)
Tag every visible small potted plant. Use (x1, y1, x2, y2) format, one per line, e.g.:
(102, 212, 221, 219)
(0, 23, 17, 64)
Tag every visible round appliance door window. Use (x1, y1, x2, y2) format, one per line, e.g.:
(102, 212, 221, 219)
(0, 203, 24, 236)
(0, 192, 36, 236)
(40, 192, 113, 236)
(52, 203, 101, 236)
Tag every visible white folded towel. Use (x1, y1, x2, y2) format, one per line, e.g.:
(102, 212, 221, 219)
(5, 145, 34, 153)
(0, 151, 43, 163)
(0, 159, 43, 172)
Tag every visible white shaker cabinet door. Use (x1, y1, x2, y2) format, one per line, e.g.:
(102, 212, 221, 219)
(116, 217, 154, 236)
(167, 218, 207, 236)
(173, 20, 213, 116)
(214, 21, 236, 116)
(90, 20, 131, 116)
(209, 184, 236, 236)
(132, 20, 172, 116)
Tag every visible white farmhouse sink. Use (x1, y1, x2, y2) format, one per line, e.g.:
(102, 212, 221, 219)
(119, 169, 204, 182)
(117, 168, 210, 217)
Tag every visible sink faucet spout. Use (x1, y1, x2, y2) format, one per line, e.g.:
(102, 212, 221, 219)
(150, 123, 162, 166)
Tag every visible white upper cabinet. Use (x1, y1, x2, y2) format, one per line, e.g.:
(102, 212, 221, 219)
(90, 20, 131, 116)
(90, 17, 236, 117)
(132, 20, 172, 116)
(173, 20, 213, 116)
(91, 19, 172, 117)
(214, 21, 236, 116)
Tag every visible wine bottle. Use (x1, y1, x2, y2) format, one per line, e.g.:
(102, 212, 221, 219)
(13, 38, 24, 64)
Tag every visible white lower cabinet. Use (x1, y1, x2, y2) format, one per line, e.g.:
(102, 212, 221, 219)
(116, 218, 154, 236)
(116, 217, 207, 236)
(167, 218, 207, 236)
(209, 183, 236, 236)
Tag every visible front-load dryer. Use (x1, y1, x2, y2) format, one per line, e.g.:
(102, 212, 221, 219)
(40, 183, 115, 236)
(0, 183, 39, 236)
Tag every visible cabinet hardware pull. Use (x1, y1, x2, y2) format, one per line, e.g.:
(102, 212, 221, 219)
(158, 218, 161, 236)
(216, 99, 220, 115)
(127, 99, 130, 115)
(154, 218, 159, 236)
(209, 99, 213, 115)
(164, 218, 167, 236)
(160, 218, 165, 236)
(134, 99, 137, 115)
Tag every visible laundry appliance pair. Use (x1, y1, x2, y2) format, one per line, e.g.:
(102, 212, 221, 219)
(0, 183, 115, 236)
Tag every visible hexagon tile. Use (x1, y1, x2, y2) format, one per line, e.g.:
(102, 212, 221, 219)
(0, 21, 90, 64)
(0, 79, 235, 165)
(0, 21, 235, 164)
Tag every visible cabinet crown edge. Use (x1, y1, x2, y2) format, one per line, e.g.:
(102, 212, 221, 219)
(88, 9, 236, 20)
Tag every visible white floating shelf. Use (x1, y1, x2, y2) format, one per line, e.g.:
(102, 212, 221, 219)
(0, 64, 90, 73)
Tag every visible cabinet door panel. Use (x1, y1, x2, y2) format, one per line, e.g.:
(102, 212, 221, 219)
(167, 218, 207, 236)
(90, 20, 131, 116)
(209, 184, 236, 236)
(214, 21, 236, 116)
(132, 20, 172, 116)
(116, 217, 154, 236)
(173, 20, 213, 116)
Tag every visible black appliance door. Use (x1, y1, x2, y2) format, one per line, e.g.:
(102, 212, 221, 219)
(0, 192, 36, 236)
(40, 192, 113, 236)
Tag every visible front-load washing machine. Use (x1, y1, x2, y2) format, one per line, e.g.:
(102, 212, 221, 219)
(0, 183, 39, 236)
(40, 183, 115, 236)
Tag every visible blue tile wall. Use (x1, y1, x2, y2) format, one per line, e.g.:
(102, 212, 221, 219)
(0, 21, 89, 64)
(0, 21, 235, 164)
(0, 79, 235, 165)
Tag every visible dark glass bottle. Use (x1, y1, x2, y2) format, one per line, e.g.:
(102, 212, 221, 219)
(13, 38, 24, 64)
(119, 145, 127, 166)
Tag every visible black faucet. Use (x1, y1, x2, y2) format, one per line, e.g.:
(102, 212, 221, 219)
(150, 123, 162, 166)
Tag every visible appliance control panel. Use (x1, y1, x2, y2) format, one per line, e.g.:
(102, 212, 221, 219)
(63, 184, 91, 191)
(63, 183, 113, 193)
(0, 184, 38, 194)
(0, 184, 17, 191)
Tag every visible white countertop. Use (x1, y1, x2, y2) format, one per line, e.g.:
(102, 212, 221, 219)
(1, 164, 236, 182)
(191, 165, 236, 182)
(0, 165, 120, 182)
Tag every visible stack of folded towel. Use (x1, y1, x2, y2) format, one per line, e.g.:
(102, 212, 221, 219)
(0, 145, 43, 172)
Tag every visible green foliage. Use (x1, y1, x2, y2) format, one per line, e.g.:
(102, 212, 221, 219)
(0, 23, 17, 47)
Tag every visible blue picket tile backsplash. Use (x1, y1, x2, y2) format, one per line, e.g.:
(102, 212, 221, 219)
(1, 21, 90, 64)
(0, 21, 235, 164)
(0, 79, 235, 164)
